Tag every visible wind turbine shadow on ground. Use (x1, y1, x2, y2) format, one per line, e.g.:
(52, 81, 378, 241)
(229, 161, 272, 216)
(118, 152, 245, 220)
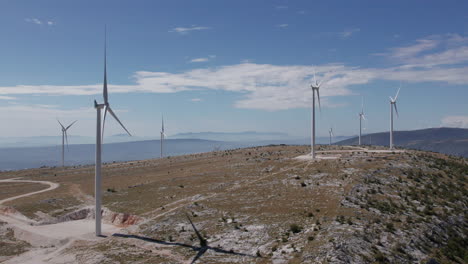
(112, 213, 257, 263)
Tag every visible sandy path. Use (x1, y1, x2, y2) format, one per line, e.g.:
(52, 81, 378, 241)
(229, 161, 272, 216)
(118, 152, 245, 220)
(0, 178, 60, 224)
(0, 178, 60, 204)
(0, 178, 120, 264)
(0, 178, 59, 205)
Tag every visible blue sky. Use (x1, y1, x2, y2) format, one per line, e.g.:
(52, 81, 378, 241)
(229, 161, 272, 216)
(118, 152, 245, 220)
(0, 0, 467, 138)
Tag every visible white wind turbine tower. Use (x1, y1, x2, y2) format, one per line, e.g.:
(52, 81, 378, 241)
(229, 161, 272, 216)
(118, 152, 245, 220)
(57, 120, 77, 167)
(389, 86, 401, 150)
(328, 127, 334, 145)
(358, 97, 366, 146)
(93, 28, 131, 236)
(310, 69, 323, 159)
(160, 115, 166, 158)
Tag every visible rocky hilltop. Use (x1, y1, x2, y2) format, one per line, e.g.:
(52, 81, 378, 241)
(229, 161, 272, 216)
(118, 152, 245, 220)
(0, 145, 466, 263)
(337, 127, 468, 158)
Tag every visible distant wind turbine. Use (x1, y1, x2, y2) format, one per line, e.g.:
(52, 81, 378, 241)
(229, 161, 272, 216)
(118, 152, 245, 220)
(93, 28, 131, 236)
(57, 119, 77, 167)
(310, 69, 323, 159)
(389, 86, 401, 150)
(328, 127, 334, 145)
(358, 96, 366, 146)
(160, 115, 166, 158)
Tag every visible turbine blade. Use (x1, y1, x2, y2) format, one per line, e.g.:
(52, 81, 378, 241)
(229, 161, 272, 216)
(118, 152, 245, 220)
(103, 26, 109, 104)
(57, 119, 65, 130)
(389, 96, 394, 102)
(362, 114, 366, 121)
(317, 89, 321, 112)
(394, 86, 401, 101)
(107, 106, 132, 136)
(394, 103, 399, 117)
(66, 120, 77, 130)
(65, 130, 69, 151)
(102, 106, 108, 142)
(185, 213, 207, 247)
(361, 96, 364, 113)
(313, 68, 317, 85)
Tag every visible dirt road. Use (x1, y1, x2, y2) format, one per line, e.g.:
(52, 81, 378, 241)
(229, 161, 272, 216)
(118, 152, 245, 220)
(0, 178, 59, 205)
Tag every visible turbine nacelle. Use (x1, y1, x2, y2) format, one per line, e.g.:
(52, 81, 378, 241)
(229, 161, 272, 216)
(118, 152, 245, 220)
(311, 69, 323, 111)
(359, 112, 366, 120)
(389, 85, 402, 118)
(57, 119, 77, 149)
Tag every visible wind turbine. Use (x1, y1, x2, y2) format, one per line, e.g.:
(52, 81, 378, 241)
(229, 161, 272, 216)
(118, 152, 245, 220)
(160, 115, 166, 158)
(57, 119, 77, 167)
(358, 97, 366, 146)
(328, 127, 334, 146)
(389, 86, 401, 150)
(93, 28, 131, 236)
(310, 69, 323, 159)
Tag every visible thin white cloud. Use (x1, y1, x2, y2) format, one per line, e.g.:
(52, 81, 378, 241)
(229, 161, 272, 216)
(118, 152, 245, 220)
(378, 66, 468, 85)
(190, 98, 202, 102)
(1, 62, 467, 111)
(341, 28, 360, 38)
(0, 84, 135, 96)
(190, 58, 209, 63)
(383, 34, 468, 67)
(25, 18, 54, 26)
(0, 104, 129, 137)
(190, 55, 216, 63)
(0, 104, 92, 137)
(1, 34, 468, 111)
(390, 37, 440, 60)
(275, 6, 288, 9)
(170, 26, 210, 34)
(402, 46, 468, 67)
(25, 18, 42, 25)
(277, 24, 289, 28)
(441, 115, 468, 128)
(0, 96, 16, 100)
(111, 63, 364, 111)
(446, 33, 468, 44)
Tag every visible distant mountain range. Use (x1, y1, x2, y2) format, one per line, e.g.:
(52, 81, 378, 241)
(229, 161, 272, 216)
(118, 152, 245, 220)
(0, 131, 352, 149)
(0, 134, 155, 148)
(171, 131, 351, 144)
(171, 131, 292, 141)
(336, 127, 468, 157)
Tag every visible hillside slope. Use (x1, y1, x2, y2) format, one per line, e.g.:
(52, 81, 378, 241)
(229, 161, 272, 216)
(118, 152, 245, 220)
(0, 145, 466, 263)
(336, 127, 468, 157)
